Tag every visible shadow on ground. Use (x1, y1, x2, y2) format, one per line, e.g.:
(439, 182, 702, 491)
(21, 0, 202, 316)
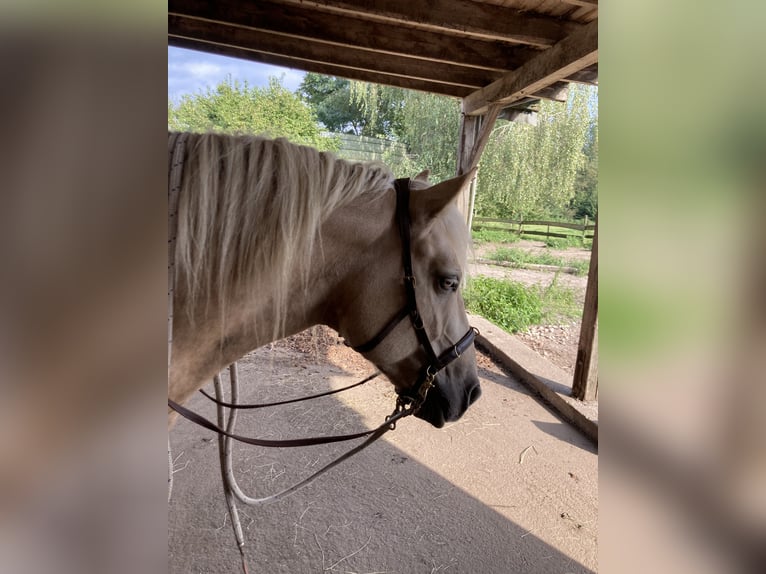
(169, 335, 597, 573)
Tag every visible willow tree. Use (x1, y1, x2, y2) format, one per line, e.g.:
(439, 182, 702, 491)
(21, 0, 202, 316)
(475, 84, 597, 220)
(348, 81, 461, 180)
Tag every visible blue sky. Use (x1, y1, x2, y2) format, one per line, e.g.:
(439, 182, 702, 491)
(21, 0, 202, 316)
(168, 46, 306, 101)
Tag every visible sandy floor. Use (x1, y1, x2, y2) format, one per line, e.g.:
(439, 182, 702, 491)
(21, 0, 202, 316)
(168, 332, 598, 573)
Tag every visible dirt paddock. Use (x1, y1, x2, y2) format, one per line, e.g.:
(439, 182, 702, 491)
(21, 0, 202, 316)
(168, 328, 598, 573)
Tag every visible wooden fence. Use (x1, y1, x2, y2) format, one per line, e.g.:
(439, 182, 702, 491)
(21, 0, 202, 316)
(472, 216, 596, 241)
(333, 133, 410, 164)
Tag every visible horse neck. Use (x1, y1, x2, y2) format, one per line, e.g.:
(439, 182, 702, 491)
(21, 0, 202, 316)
(169, 190, 394, 406)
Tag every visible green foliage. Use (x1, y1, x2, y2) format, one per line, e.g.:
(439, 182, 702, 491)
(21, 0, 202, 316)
(542, 235, 585, 249)
(540, 274, 581, 321)
(475, 84, 597, 220)
(297, 75, 461, 182)
(471, 228, 520, 244)
(298, 74, 366, 135)
(463, 277, 544, 333)
(397, 91, 461, 183)
(168, 76, 338, 151)
(571, 118, 599, 219)
(348, 81, 406, 138)
(463, 275, 581, 333)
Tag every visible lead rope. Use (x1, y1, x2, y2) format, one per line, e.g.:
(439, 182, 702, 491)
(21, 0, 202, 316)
(204, 364, 409, 574)
(212, 364, 406, 505)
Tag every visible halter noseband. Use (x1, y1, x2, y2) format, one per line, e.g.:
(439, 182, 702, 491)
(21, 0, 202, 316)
(349, 178, 478, 409)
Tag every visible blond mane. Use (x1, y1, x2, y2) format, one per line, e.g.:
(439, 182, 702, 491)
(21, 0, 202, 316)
(171, 131, 395, 337)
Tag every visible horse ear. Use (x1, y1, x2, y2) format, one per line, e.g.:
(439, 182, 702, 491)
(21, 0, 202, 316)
(411, 169, 476, 222)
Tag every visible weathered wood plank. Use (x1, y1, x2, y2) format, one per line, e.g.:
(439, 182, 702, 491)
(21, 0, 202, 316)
(169, 0, 538, 72)
(572, 220, 598, 401)
(169, 37, 473, 98)
(169, 15, 501, 89)
(463, 19, 598, 115)
(285, 0, 580, 48)
(456, 112, 479, 223)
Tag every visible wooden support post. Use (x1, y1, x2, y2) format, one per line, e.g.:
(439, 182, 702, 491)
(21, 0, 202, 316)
(456, 110, 478, 223)
(572, 219, 598, 401)
(456, 102, 500, 227)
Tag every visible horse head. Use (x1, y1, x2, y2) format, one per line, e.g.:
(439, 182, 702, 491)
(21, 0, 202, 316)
(331, 170, 481, 428)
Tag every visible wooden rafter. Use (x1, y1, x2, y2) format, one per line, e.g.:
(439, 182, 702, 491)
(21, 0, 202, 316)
(463, 19, 598, 115)
(169, 16, 503, 90)
(169, 37, 474, 98)
(280, 0, 580, 48)
(168, 0, 538, 72)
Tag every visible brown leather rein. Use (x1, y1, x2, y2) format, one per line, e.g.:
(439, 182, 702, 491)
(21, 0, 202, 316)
(167, 177, 477, 469)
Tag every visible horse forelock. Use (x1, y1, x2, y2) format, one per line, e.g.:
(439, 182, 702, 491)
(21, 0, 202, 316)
(171, 131, 395, 339)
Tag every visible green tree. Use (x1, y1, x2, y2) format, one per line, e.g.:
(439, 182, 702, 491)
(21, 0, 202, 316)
(571, 116, 598, 219)
(475, 84, 596, 220)
(348, 81, 406, 138)
(397, 91, 461, 183)
(298, 74, 366, 134)
(168, 75, 337, 150)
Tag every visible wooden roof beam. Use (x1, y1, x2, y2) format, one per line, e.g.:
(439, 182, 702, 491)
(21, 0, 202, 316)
(169, 15, 502, 89)
(463, 19, 598, 116)
(168, 37, 474, 98)
(168, 0, 537, 72)
(281, 0, 579, 48)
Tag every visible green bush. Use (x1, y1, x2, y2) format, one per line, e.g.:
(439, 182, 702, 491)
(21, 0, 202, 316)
(463, 275, 581, 333)
(463, 277, 544, 333)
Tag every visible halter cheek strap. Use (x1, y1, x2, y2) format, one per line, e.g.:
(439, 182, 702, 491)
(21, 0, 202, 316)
(350, 178, 477, 406)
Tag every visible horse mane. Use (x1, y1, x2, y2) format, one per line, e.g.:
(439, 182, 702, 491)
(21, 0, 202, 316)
(171, 131, 395, 337)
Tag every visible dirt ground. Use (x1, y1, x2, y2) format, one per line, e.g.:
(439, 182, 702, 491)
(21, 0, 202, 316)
(469, 239, 591, 374)
(168, 326, 598, 573)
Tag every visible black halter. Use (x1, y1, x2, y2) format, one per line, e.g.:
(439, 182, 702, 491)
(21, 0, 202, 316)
(349, 178, 478, 407)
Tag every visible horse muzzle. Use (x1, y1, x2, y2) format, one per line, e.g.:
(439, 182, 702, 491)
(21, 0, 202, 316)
(413, 374, 482, 428)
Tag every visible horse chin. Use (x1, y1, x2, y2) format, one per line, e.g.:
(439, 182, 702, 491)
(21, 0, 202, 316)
(414, 377, 482, 429)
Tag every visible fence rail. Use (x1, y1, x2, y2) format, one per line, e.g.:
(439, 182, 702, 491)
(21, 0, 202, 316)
(473, 216, 596, 241)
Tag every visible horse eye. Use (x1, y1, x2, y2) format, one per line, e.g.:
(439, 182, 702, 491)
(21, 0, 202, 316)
(438, 276, 459, 292)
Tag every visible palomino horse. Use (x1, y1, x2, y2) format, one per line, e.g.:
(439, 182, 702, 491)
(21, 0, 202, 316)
(168, 131, 481, 430)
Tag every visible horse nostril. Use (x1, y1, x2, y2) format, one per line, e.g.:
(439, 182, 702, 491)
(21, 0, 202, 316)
(468, 383, 482, 405)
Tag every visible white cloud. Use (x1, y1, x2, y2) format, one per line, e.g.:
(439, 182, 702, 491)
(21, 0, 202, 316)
(168, 47, 306, 101)
(184, 62, 222, 78)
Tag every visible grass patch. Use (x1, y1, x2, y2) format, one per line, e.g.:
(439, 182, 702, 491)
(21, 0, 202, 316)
(543, 235, 585, 249)
(463, 277, 543, 333)
(463, 275, 581, 333)
(471, 228, 520, 244)
(487, 247, 591, 276)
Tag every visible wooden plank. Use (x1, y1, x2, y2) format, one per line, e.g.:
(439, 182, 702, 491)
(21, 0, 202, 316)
(169, 15, 500, 89)
(463, 19, 598, 115)
(566, 64, 598, 85)
(572, 220, 598, 401)
(456, 112, 479, 223)
(466, 105, 501, 173)
(169, 0, 539, 72)
(285, 0, 580, 48)
(169, 37, 473, 98)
